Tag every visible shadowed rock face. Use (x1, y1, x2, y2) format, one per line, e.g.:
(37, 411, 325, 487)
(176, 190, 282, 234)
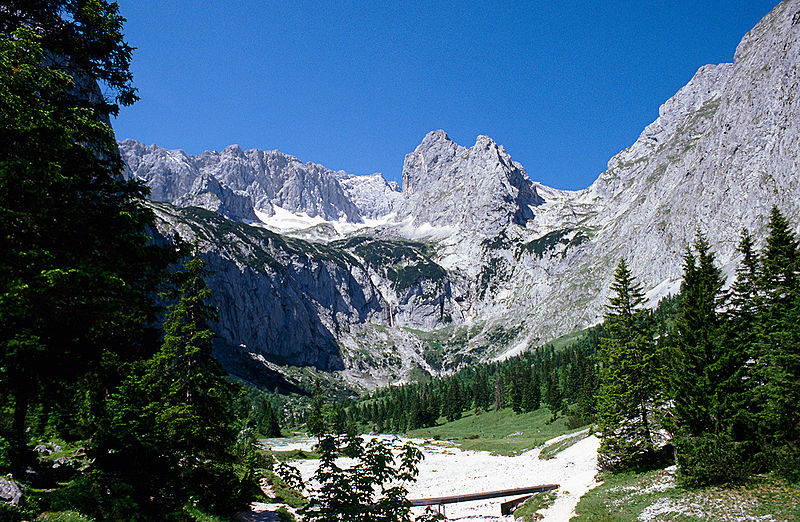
(124, 0, 800, 385)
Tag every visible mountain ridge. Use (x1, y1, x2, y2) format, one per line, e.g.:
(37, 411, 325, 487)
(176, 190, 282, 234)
(123, 0, 800, 388)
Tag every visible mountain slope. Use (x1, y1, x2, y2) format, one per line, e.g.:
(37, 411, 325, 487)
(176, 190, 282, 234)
(123, 0, 800, 387)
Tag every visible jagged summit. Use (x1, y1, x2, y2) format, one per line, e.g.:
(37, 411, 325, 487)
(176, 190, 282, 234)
(122, 129, 550, 236)
(399, 131, 544, 233)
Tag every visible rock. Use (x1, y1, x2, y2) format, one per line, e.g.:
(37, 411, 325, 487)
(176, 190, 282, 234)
(398, 130, 543, 234)
(0, 475, 23, 506)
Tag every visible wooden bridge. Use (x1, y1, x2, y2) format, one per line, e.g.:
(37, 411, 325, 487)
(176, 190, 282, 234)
(409, 483, 560, 516)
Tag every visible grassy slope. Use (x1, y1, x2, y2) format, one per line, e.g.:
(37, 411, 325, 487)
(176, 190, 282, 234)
(405, 407, 580, 455)
(573, 467, 800, 521)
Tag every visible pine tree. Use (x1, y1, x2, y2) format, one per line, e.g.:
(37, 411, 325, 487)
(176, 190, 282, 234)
(106, 253, 239, 513)
(756, 207, 800, 476)
(597, 259, 659, 471)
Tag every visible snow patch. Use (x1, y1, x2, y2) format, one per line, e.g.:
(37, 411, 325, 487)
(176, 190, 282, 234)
(253, 205, 394, 237)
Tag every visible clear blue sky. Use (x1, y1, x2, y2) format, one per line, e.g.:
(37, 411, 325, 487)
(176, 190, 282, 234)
(114, 1, 780, 190)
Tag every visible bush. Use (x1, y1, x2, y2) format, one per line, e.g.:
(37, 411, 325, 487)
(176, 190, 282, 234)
(675, 434, 750, 486)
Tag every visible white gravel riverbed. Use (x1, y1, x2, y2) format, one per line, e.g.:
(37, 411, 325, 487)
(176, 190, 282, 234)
(264, 430, 601, 521)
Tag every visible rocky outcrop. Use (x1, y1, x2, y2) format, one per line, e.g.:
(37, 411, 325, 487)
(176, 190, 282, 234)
(120, 140, 402, 223)
(399, 130, 544, 233)
(148, 202, 458, 375)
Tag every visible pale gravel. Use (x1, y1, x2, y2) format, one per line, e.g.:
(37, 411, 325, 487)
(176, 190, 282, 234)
(266, 430, 601, 521)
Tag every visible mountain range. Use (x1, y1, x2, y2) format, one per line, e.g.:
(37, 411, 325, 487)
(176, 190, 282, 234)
(120, 0, 800, 389)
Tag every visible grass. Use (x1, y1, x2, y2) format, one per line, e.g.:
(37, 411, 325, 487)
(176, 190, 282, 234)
(34, 512, 95, 522)
(512, 491, 558, 521)
(573, 467, 800, 521)
(260, 447, 320, 461)
(406, 407, 580, 455)
(182, 504, 236, 521)
(276, 506, 296, 521)
(539, 429, 590, 460)
(263, 470, 307, 508)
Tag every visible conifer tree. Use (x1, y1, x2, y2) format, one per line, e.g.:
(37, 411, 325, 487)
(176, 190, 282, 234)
(722, 230, 761, 457)
(669, 233, 746, 484)
(256, 398, 283, 437)
(544, 369, 563, 419)
(307, 380, 327, 439)
(597, 259, 659, 471)
(1, 2, 172, 478)
(106, 253, 239, 513)
(756, 207, 800, 476)
(521, 369, 541, 413)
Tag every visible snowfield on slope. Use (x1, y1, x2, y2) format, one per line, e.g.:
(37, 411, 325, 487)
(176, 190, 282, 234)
(264, 430, 600, 521)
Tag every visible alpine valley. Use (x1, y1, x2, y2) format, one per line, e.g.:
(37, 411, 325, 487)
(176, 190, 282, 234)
(121, 0, 800, 390)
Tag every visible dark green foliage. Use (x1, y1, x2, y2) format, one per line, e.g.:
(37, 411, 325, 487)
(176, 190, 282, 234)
(307, 380, 328, 438)
(515, 228, 589, 259)
(597, 259, 661, 472)
(0, 2, 173, 479)
(544, 369, 563, 419)
(104, 254, 240, 515)
(347, 324, 609, 437)
(443, 379, 465, 422)
(673, 433, 750, 487)
(669, 233, 756, 485)
(333, 237, 447, 292)
(521, 369, 541, 413)
(756, 208, 800, 478)
(254, 396, 283, 437)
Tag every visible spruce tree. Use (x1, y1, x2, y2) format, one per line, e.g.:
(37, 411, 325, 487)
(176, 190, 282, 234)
(107, 253, 239, 513)
(723, 230, 761, 459)
(597, 259, 659, 471)
(756, 207, 800, 476)
(307, 380, 327, 439)
(544, 369, 563, 419)
(0, 3, 172, 478)
(669, 233, 747, 484)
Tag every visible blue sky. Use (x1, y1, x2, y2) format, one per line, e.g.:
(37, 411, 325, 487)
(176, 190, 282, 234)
(114, 1, 780, 190)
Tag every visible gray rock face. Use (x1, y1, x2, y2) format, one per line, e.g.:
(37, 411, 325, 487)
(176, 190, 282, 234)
(493, 0, 800, 340)
(119, 140, 256, 222)
(147, 202, 458, 374)
(334, 172, 402, 219)
(399, 130, 544, 233)
(120, 140, 401, 223)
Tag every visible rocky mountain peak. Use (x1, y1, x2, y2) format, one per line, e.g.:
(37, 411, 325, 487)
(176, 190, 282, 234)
(399, 132, 542, 233)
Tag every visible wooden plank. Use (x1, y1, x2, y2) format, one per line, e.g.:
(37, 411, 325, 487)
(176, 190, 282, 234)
(500, 495, 533, 515)
(409, 484, 559, 507)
